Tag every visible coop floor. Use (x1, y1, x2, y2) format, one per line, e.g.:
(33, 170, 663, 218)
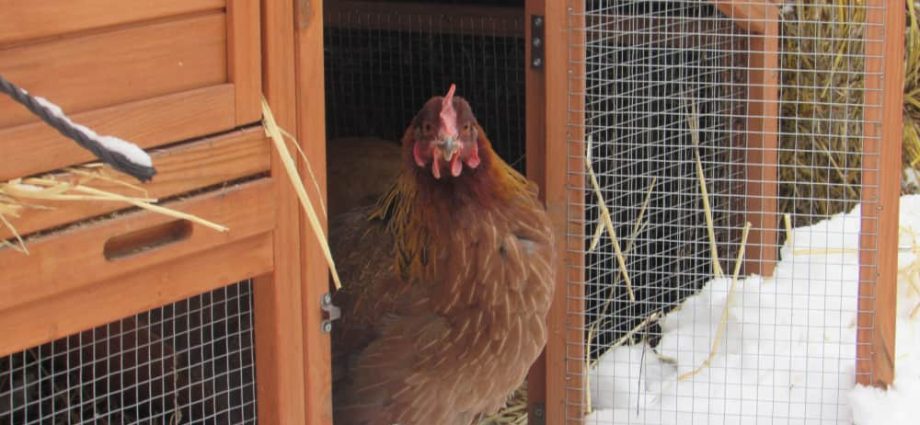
(586, 196, 920, 425)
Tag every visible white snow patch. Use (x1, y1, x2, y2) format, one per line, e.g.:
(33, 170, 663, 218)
(586, 195, 920, 425)
(32, 95, 152, 167)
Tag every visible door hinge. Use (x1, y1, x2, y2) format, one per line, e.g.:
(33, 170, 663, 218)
(531, 15, 545, 69)
(321, 292, 341, 333)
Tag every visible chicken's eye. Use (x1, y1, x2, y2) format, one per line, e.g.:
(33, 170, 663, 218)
(422, 123, 433, 133)
(462, 123, 471, 133)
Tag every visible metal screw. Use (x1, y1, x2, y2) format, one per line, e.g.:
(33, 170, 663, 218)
(322, 321, 333, 333)
(533, 37, 542, 48)
(533, 58, 543, 67)
(533, 405, 545, 417)
(322, 292, 332, 306)
(534, 16, 543, 27)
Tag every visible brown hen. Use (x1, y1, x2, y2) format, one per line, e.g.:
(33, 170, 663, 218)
(330, 85, 555, 425)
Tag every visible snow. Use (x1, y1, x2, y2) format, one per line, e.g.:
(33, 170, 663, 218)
(586, 195, 920, 425)
(32, 95, 152, 168)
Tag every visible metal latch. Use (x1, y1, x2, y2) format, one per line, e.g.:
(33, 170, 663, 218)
(321, 292, 341, 333)
(531, 15, 545, 69)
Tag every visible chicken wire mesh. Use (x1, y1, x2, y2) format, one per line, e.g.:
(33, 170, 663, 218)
(323, 0, 527, 171)
(0, 281, 257, 425)
(569, 1, 886, 424)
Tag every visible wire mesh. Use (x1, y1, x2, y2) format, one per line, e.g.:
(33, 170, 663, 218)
(569, 1, 886, 424)
(0, 281, 258, 425)
(324, 0, 527, 171)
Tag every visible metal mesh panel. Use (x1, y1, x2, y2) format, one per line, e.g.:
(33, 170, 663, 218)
(569, 1, 885, 424)
(324, 2, 527, 171)
(0, 281, 258, 424)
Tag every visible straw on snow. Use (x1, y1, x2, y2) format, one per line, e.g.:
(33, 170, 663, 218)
(678, 221, 752, 381)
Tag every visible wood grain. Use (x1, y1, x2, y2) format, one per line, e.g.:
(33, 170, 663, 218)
(0, 13, 227, 129)
(228, 0, 263, 125)
(0, 0, 224, 46)
(0, 127, 270, 240)
(545, 0, 585, 423)
(296, 0, 333, 423)
(257, 0, 308, 423)
(743, 19, 780, 277)
(524, 0, 548, 422)
(0, 84, 237, 181)
(857, 0, 904, 388)
(0, 179, 275, 312)
(0, 232, 272, 358)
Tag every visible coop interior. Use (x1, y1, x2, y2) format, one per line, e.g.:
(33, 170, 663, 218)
(324, 0, 528, 218)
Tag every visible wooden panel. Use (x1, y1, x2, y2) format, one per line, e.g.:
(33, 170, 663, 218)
(0, 0, 225, 46)
(0, 84, 236, 181)
(545, 0, 585, 424)
(0, 179, 275, 312)
(256, 0, 308, 423)
(857, 0, 904, 388)
(324, 0, 523, 37)
(710, 0, 778, 34)
(0, 232, 272, 358)
(229, 0, 264, 125)
(0, 13, 227, 129)
(524, 0, 548, 422)
(295, 0, 333, 423)
(1, 128, 270, 240)
(744, 20, 780, 277)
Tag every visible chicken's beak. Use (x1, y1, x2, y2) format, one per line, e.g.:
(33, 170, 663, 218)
(437, 137, 459, 161)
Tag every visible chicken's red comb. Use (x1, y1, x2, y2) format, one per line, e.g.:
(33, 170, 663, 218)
(439, 84, 458, 137)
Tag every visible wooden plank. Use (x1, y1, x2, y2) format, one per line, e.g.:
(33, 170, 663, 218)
(0, 13, 228, 129)
(256, 0, 308, 423)
(545, 0, 585, 423)
(524, 0, 548, 423)
(0, 232, 272, 358)
(709, 0, 779, 34)
(1, 128, 270, 240)
(228, 0, 264, 125)
(0, 179, 275, 311)
(743, 20, 780, 277)
(0, 0, 225, 46)
(0, 84, 237, 181)
(324, 0, 523, 37)
(857, 0, 904, 388)
(295, 0, 333, 423)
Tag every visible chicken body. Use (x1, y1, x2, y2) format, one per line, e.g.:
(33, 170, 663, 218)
(330, 87, 555, 425)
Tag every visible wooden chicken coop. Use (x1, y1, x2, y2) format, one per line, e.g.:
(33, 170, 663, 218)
(0, 1, 906, 425)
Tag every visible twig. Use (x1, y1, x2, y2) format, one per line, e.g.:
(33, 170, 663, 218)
(679, 221, 751, 381)
(262, 98, 343, 290)
(585, 136, 635, 301)
(783, 213, 793, 247)
(685, 101, 724, 278)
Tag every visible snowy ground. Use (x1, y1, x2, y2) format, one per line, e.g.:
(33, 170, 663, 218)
(586, 196, 920, 425)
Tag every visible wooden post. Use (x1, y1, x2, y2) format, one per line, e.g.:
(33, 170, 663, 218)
(525, 0, 548, 423)
(254, 0, 308, 424)
(857, 0, 904, 388)
(295, 0, 334, 423)
(543, 0, 585, 423)
(743, 6, 780, 277)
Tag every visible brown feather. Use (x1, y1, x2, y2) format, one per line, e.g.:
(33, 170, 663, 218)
(331, 94, 555, 425)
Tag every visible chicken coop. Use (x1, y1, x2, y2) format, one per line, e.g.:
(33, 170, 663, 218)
(0, 1, 907, 425)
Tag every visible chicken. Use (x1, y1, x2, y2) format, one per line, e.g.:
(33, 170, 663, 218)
(327, 137, 402, 219)
(329, 84, 556, 425)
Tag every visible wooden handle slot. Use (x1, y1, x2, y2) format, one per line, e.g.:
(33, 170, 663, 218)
(104, 220, 193, 260)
